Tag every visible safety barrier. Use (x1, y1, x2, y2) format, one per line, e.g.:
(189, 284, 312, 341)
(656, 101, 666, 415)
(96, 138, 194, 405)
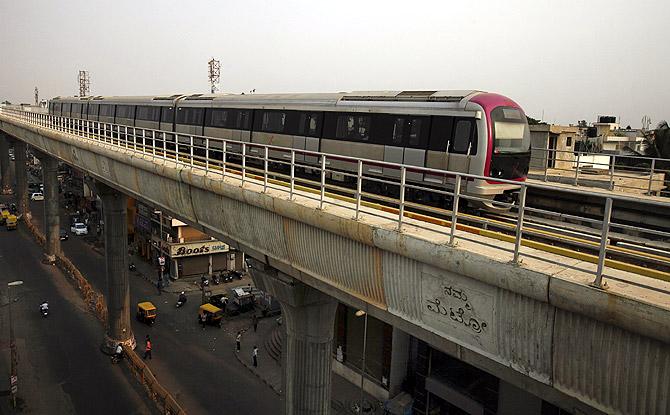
(123, 345, 187, 415)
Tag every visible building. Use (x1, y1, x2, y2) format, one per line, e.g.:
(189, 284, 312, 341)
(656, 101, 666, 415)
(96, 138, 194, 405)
(132, 201, 242, 279)
(529, 124, 578, 171)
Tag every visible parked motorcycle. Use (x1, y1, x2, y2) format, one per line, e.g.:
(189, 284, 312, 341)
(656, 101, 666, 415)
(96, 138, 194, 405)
(212, 273, 221, 285)
(39, 301, 49, 318)
(200, 275, 210, 288)
(176, 292, 187, 308)
(128, 263, 136, 272)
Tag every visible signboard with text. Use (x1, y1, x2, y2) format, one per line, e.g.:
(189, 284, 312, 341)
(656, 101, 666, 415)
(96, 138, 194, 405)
(169, 240, 229, 258)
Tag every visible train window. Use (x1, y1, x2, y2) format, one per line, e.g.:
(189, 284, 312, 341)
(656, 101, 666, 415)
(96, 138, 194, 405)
(208, 109, 229, 128)
(336, 114, 370, 141)
(260, 111, 287, 133)
(176, 107, 204, 126)
(116, 105, 135, 119)
(88, 104, 99, 117)
(408, 118, 423, 146)
(161, 106, 174, 124)
(136, 106, 161, 122)
(71, 103, 81, 117)
(62, 103, 71, 114)
(82, 103, 88, 118)
(99, 105, 114, 117)
(53, 103, 61, 114)
(392, 119, 404, 145)
(451, 119, 477, 155)
(429, 116, 453, 151)
(237, 110, 251, 130)
(297, 112, 321, 137)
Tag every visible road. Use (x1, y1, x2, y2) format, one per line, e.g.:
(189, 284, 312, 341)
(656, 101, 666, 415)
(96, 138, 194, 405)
(0, 196, 156, 415)
(28, 200, 281, 414)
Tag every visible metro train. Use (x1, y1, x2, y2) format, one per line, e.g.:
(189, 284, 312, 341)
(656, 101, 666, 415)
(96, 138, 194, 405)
(49, 90, 531, 210)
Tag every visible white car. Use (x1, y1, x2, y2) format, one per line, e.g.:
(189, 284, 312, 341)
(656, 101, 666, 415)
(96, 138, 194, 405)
(70, 222, 88, 236)
(30, 192, 44, 201)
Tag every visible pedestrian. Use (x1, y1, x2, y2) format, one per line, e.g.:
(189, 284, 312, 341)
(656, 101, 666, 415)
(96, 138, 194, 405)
(252, 345, 258, 367)
(236, 331, 241, 353)
(143, 335, 152, 360)
(200, 312, 207, 329)
(252, 313, 258, 332)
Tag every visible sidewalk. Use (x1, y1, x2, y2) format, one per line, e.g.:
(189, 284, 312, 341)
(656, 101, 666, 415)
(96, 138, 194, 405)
(235, 317, 385, 414)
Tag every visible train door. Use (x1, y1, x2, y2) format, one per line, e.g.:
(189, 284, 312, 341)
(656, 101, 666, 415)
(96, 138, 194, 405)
(447, 118, 477, 177)
(383, 117, 408, 178)
(403, 117, 428, 182)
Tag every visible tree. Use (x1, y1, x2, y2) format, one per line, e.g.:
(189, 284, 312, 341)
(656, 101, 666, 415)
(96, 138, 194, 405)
(642, 121, 670, 159)
(1, 100, 11, 105)
(526, 115, 546, 125)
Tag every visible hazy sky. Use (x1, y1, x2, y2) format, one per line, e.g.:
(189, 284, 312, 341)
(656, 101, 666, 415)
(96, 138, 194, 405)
(1, 0, 668, 127)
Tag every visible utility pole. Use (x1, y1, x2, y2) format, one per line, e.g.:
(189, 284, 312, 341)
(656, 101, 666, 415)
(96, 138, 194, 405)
(207, 58, 220, 94)
(34, 87, 39, 106)
(78, 70, 90, 96)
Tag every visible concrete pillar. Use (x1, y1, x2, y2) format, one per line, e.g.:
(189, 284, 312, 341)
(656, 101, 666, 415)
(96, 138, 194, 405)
(97, 182, 136, 352)
(249, 259, 337, 415)
(14, 140, 28, 217)
(389, 328, 410, 396)
(0, 133, 12, 194)
(38, 153, 60, 264)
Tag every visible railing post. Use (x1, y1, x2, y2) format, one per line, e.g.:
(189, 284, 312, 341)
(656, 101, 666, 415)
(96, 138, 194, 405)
(609, 155, 616, 190)
(241, 143, 246, 186)
(592, 197, 613, 288)
(152, 131, 156, 158)
(319, 155, 326, 209)
(141, 129, 145, 153)
(175, 139, 180, 163)
(512, 185, 527, 263)
(647, 158, 656, 195)
(222, 141, 227, 178)
(189, 136, 194, 167)
(162, 133, 167, 159)
(543, 149, 549, 182)
(355, 160, 363, 220)
(263, 147, 269, 192)
(289, 150, 295, 199)
(397, 166, 406, 231)
(205, 138, 209, 173)
(574, 152, 581, 186)
(449, 176, 461, 246)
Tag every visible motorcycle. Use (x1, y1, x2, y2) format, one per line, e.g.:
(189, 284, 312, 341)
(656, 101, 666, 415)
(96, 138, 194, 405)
(212, 273, 221, 285)
(39, 302, 49, 317)
(222, 271, 233, 283)
(128, 263, 136, 272)
(176, 292, 187, 308)
(200, 275, 210, 288)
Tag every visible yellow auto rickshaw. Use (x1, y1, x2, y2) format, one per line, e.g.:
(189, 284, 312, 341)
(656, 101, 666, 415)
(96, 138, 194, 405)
(198, 303, 223, 328)
(136, 301, 157, 325)
(0, 209, 9, 226)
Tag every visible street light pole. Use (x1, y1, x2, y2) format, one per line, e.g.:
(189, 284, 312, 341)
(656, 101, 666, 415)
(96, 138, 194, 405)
(154, 210, 164, 283)
(7, 280, 23, 409)
(356, 309, 368, 413)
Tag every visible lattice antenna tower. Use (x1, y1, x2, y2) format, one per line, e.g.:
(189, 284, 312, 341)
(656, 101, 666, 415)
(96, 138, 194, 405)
(34, 87, 39, 106)
(208, 58, 221, 94)
(78, 70, 91, 96)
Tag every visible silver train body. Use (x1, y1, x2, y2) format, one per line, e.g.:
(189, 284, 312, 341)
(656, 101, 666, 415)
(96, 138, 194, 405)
(49, 91, 531, 209)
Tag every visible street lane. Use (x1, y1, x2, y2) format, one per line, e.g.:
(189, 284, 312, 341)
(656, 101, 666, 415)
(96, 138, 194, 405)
(29, 200, 282, 414)
(0, 197, 155, 414)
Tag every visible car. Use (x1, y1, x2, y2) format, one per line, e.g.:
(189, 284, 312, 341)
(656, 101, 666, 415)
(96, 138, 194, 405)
(30, 192, 44, 201)
(59, 229, 69, 241)
(70, 222, 88, 236)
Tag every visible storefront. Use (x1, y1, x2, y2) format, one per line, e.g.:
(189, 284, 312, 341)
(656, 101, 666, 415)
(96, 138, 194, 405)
(168, 239, 234, 279)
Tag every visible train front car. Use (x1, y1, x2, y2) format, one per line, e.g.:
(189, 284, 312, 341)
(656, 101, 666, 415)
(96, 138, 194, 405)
(467, 93, 531, 210)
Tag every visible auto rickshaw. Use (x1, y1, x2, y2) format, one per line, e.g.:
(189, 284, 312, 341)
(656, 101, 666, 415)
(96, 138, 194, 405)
(136, 301, 157, 325)
(198, 303, 223, 328)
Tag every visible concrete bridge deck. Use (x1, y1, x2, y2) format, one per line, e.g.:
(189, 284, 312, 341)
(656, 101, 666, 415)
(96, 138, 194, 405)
(1, 110, 669, 415)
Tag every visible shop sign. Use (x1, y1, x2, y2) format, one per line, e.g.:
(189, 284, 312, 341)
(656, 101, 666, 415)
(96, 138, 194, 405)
(170, 240, 229, 258)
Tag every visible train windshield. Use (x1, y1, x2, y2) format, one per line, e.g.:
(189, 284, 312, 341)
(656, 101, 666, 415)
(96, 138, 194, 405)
(491, 107, 530, 153)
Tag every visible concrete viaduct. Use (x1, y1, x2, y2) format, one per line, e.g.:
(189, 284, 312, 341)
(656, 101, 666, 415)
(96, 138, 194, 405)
(0, 110, 668, 415)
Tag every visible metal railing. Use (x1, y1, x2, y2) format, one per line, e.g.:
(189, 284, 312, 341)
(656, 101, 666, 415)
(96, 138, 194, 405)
(2, 108, 670, 287)
(530, 147, 670, 197)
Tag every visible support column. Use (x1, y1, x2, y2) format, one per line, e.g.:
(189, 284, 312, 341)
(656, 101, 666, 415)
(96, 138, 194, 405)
(98, 182, 135, 352)
(249, 258, 337, 415)
(0, 133, 12, 194)
(37, 153, 60, 264)
(14, 141, 28, 217)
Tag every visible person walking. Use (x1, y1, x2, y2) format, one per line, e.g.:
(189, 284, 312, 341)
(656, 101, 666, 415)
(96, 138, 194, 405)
(200, 312, 207, 329)
(143, 335, 152, 360)
(236, 331, 241, 353)
(252, 345, 258, 367)
(252, 313, 258, 332)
